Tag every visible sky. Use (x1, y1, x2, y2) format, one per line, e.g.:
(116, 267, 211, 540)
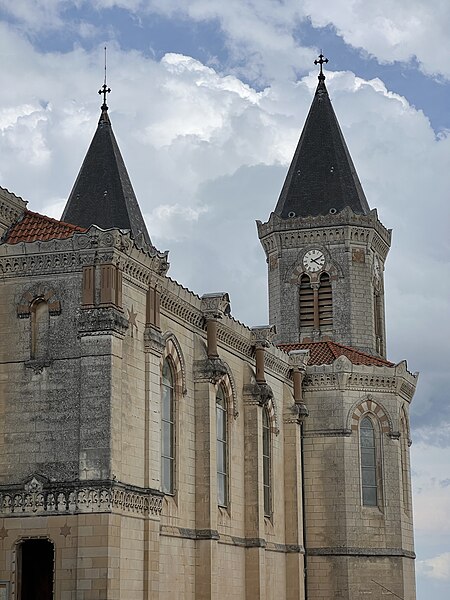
(0, 1, 449, 597)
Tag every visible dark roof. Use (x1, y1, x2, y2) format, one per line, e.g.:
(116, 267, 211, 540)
(5, 210, 86, 244)
(62, 108, 152, 246)
(274, 78, 370, 219)
(278, 340, 394, 367)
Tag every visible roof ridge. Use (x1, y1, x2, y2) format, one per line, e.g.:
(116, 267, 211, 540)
(24, 209, 86, 231)
(326, 340, 392, 362)
(276, 340, 394, 367)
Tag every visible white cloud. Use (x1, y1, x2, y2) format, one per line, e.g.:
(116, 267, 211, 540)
(303, 0, 450, 79)
(3, 1, 450, 82)
(417, 552, 450, 581)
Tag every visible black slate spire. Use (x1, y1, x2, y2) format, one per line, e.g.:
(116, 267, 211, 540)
(274, 55, 370, 219)
(62, 83, 152, 246)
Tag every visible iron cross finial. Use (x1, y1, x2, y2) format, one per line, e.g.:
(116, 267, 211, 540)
(98, 46, 111, 111)
(314, 52, 329, 81)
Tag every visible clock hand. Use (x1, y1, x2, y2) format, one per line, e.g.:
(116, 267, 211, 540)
(310, 257, 323, 265)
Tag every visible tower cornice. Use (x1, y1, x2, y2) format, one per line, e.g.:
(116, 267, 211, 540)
(257, 207, 391, 261)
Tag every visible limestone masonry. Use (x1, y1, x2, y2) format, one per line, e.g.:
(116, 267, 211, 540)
(0, 58, 417, 599)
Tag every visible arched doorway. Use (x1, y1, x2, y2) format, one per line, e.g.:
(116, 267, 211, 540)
(17, 539, 54, 600)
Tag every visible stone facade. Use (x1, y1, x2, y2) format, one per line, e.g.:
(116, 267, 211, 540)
(0, 69, 418, 598)
(0, 217, 309, 599)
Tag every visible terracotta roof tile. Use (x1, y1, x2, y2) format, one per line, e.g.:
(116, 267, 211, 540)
(278, 340, 394, 367)
(5, 210, 86, 244)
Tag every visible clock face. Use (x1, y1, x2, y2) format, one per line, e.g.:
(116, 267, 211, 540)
(303, 249, 325, 272)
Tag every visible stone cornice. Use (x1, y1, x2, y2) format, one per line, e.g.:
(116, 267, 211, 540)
(302, 355, 418, 401)
(0, 477, 163, 517)
(0, 226, 168, 282)
(257, 208, 391, 261)
(159, 525, 305, 553)
(307, 546, 415, 559)
(161, 282, 292, 380)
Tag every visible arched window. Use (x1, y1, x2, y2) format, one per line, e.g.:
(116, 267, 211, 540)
(216, 385, 228, 507)
(299, 274, 314, 329)
(360, 416, 378, 506)
(161, 358, 175, 494)
(318, 272, 333, 328)
(31, 299, 49, 360)
(262, 408, 272, 517)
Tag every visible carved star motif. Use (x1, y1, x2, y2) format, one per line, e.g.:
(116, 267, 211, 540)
(127, 305, 138, 338)
(0, 527, 8, 540)
(60, 524, 71, 538)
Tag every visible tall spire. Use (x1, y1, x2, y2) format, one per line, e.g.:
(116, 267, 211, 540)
(274, 53, 370, 219)
(61, 63, 152, 247)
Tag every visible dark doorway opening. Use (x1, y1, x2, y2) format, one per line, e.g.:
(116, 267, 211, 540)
(18, 539, 54, 600)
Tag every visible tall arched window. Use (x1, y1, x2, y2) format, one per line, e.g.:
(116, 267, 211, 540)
(31, 299, 49, 360)
(360, 416, 378, 506)
(262, 408, 272, 517)
(318, 272, 333, 328)
(216, 385, 228, 507)
(161, 358, 175, 494)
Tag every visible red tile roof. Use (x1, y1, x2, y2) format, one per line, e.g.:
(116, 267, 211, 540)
(278, 340, 394, 367)
(5, 210, 86, 244)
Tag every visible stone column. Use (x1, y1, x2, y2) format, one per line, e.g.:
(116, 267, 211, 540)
(243, 326, 276, 600)
(193, 293, 231, 600)
(284, 350, 309, 600)
(143, 278, 166, 600)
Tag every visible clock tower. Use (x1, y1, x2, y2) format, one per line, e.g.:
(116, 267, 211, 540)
(257, 56, 391, 357)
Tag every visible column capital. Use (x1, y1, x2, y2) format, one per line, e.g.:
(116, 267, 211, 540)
(201, 292, 231, 320)
(251, 325, 276, 349)
(289, 349, 309, 372)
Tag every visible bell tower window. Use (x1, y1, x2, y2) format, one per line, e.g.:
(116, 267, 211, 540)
(299, 272, 333, 337)
(299, 274, 314, 329)
(318, 272, 332, 328)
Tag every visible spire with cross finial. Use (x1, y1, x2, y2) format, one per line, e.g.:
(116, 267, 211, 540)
(314, 52, 328, 82)
(98, 46, 111, 112)
(62, 44, 152, 246)
(271, 50, 370, 219)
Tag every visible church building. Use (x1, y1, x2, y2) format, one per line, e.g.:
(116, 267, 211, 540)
(0, 56, 418, 599)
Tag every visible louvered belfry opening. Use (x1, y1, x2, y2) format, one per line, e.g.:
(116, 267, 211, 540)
(299, 272, 333, 337)
(299, 274, 314, 328)
(318, 272, 333, 328)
